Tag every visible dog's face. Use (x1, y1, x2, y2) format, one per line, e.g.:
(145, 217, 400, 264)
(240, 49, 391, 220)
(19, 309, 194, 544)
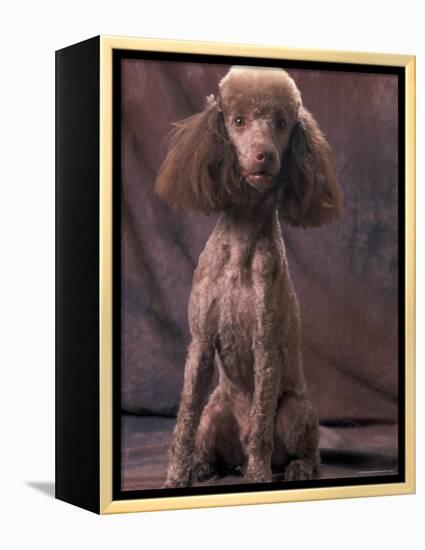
(219, 68, 301, 193)
(156, 66, 342, 227)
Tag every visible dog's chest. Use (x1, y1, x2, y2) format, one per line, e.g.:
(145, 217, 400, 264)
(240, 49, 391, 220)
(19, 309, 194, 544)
(190, 254, 259, 340)
(198, 263, 257, 387)
(189, 234, 287, 388)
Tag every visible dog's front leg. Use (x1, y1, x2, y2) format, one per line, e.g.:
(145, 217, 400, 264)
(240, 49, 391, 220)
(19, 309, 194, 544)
(245, 345, 280, 483)
(246, 250, 282, 483)
(164, 339, 215, 488)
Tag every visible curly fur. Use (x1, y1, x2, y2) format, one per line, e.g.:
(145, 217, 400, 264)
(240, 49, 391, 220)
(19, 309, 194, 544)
(155, 67, 342, 487)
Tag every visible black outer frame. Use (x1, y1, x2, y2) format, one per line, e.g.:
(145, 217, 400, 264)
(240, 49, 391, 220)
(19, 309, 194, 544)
(55, 37, 406, 514)
(55, 36, 100, 513)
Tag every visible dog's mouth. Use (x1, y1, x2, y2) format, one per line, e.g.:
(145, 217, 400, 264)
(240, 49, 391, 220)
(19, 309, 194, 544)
(242, 170, 275, 190)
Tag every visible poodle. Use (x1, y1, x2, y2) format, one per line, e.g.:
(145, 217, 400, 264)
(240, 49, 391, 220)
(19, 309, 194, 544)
(155, 66, 342, 488)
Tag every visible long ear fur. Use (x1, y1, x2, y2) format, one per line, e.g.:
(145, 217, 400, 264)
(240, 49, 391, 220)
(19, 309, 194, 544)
(280, 107, 342, 227)
(155, 97, 240, 212)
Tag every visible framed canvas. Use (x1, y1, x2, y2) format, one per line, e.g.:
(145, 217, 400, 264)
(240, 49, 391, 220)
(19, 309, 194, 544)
(55, 35, 415, 514)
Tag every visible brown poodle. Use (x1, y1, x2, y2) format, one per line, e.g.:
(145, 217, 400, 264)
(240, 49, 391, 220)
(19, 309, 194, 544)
(155, 66, 342, 488)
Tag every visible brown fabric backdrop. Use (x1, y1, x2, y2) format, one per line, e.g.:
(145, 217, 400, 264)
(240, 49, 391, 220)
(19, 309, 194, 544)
(120, 59, 398, 426)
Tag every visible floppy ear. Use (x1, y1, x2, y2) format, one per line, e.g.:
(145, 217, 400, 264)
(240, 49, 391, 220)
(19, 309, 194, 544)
(280, 106, 342, 227)
(155, 96, 240, 213)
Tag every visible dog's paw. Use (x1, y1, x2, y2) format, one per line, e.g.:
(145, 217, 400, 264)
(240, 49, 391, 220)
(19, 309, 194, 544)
(162, 476, 191, 489)
(192, 461, 217, 483)
(284, 459, 314, 481)
(245, 459, 272, 483)
(162, 468, 192, 489)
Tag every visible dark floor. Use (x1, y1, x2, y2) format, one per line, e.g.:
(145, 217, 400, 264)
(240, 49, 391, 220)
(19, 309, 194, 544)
(121, 414, 398, 491)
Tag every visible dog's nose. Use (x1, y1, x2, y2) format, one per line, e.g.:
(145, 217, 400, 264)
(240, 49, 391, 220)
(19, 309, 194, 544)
(255, 150, 275, 165)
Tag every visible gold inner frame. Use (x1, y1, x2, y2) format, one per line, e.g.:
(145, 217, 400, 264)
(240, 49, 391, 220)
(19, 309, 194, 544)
(99, 35, 416, 514)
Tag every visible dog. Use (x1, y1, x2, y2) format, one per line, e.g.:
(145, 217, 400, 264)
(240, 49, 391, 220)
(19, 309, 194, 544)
(155, 66, 342, 487)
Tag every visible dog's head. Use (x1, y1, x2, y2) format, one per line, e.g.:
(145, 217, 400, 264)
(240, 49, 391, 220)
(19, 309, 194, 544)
(156, 67, 342, 227)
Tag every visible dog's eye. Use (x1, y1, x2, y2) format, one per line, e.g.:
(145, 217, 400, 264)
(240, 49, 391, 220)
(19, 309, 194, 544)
(234, 116, 246, 128)
(277, 118, 287, 130)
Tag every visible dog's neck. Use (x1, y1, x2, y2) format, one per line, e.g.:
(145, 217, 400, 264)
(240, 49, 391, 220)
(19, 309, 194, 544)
(217, 187, 282, 246)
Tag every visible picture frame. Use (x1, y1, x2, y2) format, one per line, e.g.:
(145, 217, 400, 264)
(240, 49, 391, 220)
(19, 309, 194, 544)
(55, 35, 415, 514)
